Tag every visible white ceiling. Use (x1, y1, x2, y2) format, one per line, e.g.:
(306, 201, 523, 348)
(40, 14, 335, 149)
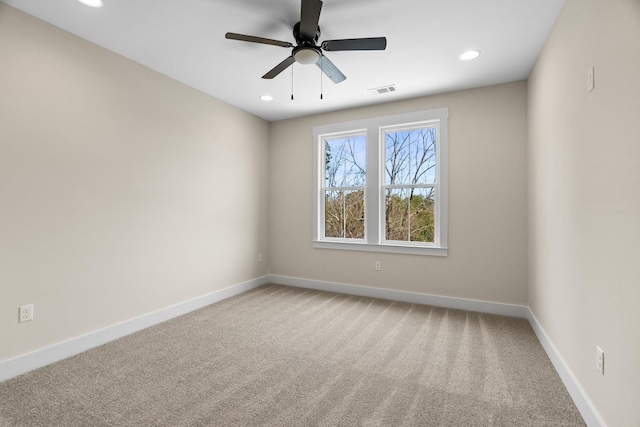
(1, 0, 565, 122)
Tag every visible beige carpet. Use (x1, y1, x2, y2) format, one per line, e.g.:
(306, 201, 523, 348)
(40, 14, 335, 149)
(0, 284, 585, 426)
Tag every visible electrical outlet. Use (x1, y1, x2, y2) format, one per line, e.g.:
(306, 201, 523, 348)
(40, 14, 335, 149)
(19, 304, 34, 323)
(258, 253, 263, 263)
(375, 261, 381, 271)
(596, 346, 604, 375)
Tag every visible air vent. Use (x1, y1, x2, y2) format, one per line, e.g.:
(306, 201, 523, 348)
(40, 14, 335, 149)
(367, 85, 397, 95)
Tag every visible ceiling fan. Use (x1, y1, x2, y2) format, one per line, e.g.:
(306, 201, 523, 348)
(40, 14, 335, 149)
(225, 0, 387, 84)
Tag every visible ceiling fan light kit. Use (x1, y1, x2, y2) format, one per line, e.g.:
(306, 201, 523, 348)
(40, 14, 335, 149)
(225, 0, 387, 86)
(293, 46, 321, 65)
(77, 0, 103, 8)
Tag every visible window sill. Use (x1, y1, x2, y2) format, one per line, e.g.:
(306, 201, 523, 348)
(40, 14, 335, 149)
(312, 241, 448, 256)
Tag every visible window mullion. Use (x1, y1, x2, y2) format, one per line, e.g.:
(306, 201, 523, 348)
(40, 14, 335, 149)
(365, 126, 380, 244)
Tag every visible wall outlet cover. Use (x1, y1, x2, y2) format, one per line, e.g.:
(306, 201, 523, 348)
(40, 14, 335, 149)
(19, 304, 34, 323)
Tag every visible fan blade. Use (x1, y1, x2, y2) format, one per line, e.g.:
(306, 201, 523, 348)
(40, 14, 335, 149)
(300, 0, 323, 41)
(262, 56, 296, 79)
(225, 32, 293, 48)
(316, 55, 346, 84)
(322, 37, 387, 51)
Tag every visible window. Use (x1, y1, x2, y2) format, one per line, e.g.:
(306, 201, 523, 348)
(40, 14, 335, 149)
(312, 108, 448, 256)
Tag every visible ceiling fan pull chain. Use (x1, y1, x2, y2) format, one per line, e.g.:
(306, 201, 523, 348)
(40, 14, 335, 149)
(291, 65, 294, 100)
(320, 66, 323, 100)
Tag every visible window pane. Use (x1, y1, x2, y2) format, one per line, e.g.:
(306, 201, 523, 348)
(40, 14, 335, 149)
(325, 191, 344, 238)
(325, 136, 366, 188)
(410, 128, 436, 185)
(385, 132, 410, 185)
(385, 127, 436, 185)
(385, 187, 435, 243)
(409, 187, 435, 243)
(385, 188, 409, 241)
(344, 190, 365, 239)
(325, 190, 364, 239)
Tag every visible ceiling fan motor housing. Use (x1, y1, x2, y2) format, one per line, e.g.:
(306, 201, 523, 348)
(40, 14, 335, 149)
(293, 22, 320, 45)
(292, 22, 322, 64)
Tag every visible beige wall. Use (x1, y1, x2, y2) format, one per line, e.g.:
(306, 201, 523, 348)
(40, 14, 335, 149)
(0, 5, 269, 361)
(269, 82, 528, 305)
(528, 0, 640, 425)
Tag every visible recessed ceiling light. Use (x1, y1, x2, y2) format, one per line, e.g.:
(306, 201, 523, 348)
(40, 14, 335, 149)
(459, 50, 481, 61)
(78, 0, 103, 7)
(260, 95, 274, 101)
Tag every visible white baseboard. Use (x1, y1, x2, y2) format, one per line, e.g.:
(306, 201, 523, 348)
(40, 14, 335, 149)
(0, 276, 268, 383)
(527, 309, 606, 427)
(268, 274, 529, 318)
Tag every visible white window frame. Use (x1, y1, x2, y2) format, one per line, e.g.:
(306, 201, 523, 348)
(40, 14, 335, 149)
(312, 108, 448, 256)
